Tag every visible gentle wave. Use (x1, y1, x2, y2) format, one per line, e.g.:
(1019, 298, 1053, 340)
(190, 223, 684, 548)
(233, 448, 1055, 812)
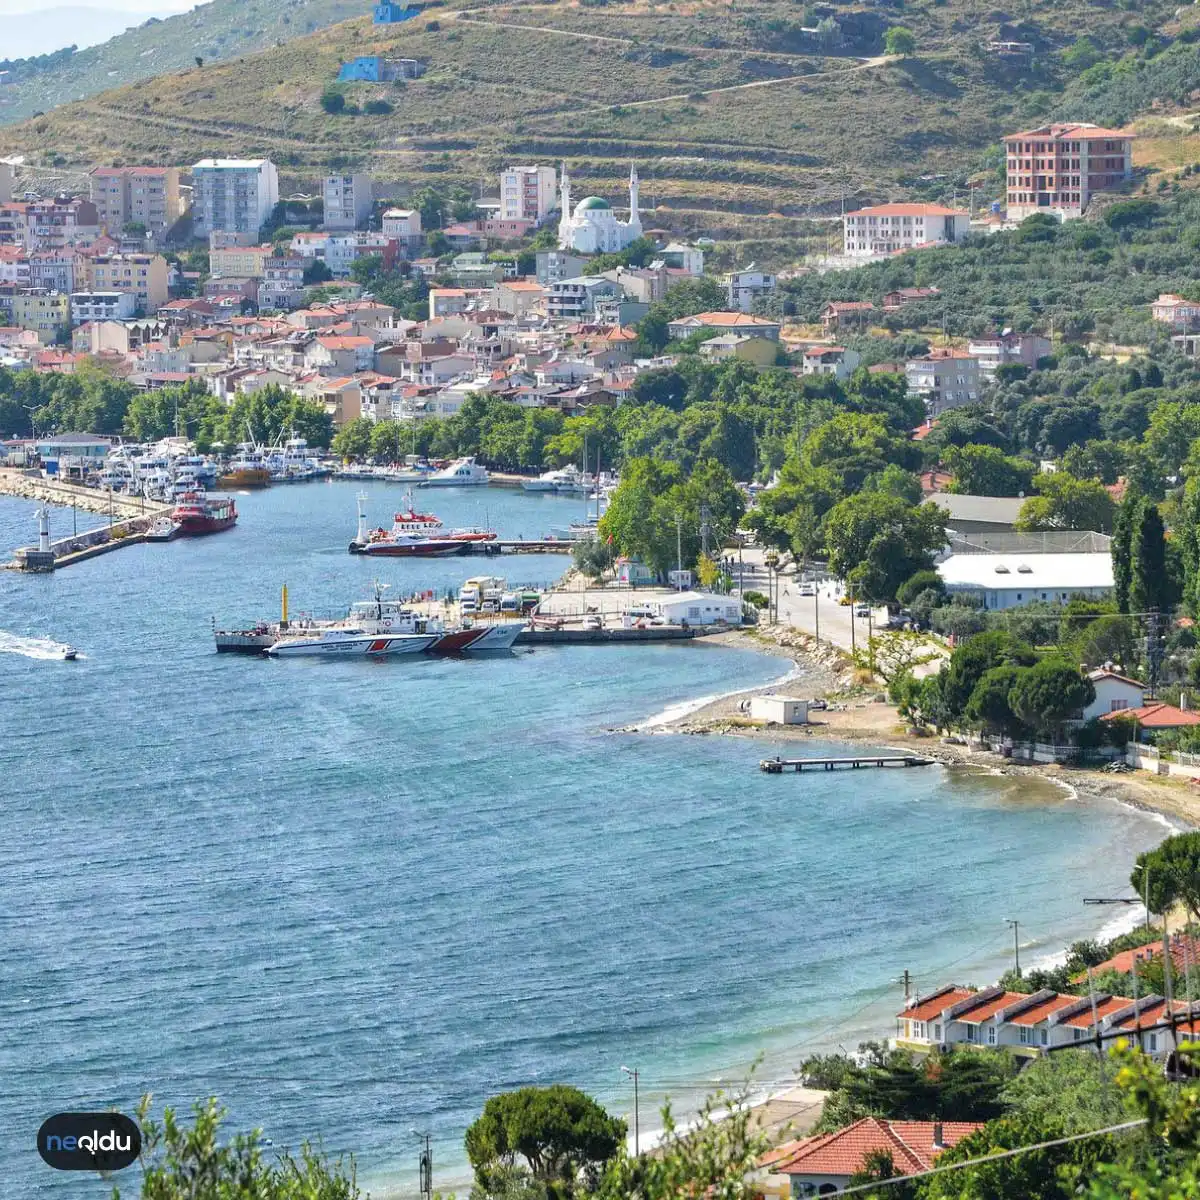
(632, 662, 803, 731)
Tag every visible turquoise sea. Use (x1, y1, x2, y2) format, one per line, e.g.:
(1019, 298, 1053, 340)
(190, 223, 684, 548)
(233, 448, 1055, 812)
(0, 481, 1174, 1198)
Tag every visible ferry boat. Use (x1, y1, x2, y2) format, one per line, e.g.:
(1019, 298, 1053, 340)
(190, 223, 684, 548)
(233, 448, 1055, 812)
(172, 491, 238, 536)
(267, 586, 524, 658)
(355, 533, 471, 558)
(418, 456, 490, 487)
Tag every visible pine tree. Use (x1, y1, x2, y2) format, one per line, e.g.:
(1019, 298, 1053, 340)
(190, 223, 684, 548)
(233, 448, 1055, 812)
(1111, 493, 1138, 613)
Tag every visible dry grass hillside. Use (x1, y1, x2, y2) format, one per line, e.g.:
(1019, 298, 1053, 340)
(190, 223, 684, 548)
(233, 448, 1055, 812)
(0, 0, 1188, 238)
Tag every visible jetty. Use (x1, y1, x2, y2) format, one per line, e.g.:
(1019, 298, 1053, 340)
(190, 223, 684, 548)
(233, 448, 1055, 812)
(760, 754, 936, 773)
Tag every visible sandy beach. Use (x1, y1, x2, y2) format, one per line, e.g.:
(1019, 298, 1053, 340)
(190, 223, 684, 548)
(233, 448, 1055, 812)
(639, 627, 1200, 831)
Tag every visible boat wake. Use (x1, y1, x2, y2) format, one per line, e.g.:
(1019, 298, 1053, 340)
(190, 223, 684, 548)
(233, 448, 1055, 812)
(0, 632, 81, 661)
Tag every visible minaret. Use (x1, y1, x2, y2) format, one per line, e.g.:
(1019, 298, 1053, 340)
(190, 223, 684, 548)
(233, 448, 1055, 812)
(628, 162, 642, 234)
(558, 161, 572, 249)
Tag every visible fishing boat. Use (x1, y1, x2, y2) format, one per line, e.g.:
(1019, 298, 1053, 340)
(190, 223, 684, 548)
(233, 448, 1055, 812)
(418, 456, 490, 487)
(217, 443, 272, 489)
(63, 646, 78, 661)
(145, 517, 180, 542)
(172, 491, 238, 536)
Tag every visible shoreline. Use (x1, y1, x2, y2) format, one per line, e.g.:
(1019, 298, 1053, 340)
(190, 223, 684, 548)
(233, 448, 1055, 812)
(638, 627, 1200, 834)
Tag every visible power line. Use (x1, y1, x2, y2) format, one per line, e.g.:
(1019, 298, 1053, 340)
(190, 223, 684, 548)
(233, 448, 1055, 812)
(832, 1118, 1148, 1196)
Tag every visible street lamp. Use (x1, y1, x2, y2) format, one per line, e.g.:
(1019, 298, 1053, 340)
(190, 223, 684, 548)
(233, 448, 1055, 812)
(1005, 918, 1021, 977)
(621, 1065, 640, 1156)
(411, 1129, 432, 1200)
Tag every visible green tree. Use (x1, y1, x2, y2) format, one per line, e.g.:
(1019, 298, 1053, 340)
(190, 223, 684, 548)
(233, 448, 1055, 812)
(114, 1094, 360, 1198)
(1127, 500, 1169, 617)
(964, 665, 1029, 738)
(1130, 831, 1200, 925)
(320, 89, 346, 114)
(1016, 473, 1116, 533)
(823, 493, 947, 604)
(596, 1077, 767, 1200)
(884, 26, 916, 56)
(1008, 659, 1095, 738)
(331, 417, 374, 460)
(1110, 491, 1139, 613)
(946, 445, 1036, 498)
(896, 570, 946, 608)
(940, 630, 1036, 722)
(465, 1085, 625, 1190)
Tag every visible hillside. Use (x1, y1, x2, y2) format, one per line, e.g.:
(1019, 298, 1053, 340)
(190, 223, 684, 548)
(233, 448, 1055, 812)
(0, 0, 364, 125)
(0, 0, 1196, 244)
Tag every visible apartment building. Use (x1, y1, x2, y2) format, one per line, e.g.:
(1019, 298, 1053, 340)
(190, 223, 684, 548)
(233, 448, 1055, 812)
(726, 267, 776, 312)
(210, 243, 274, 279)
(191, 159, 279, 237)
(381, 208, 422, 244)
(28, 250, 84, 295)
(1005, 123, 1134, 220)
(11, 290, 71, 342)
(258, 256, 306, 311)
(26, 196, 101, 249)
(967, 331, 1052, 378)
(323, 174, 373, 231)
(843, 203, 970, 257)
(905, 348, 981, 415)
(500, 165, 557, 224)
(89, 167, 184, 235)
(86, 252, 170, 312)
(71, 291, 138, 324)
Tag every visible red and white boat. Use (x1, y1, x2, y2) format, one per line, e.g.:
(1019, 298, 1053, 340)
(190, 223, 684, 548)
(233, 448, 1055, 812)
(267, 585, 524, 658)
(172, 490, 237, 536)
(349, 491, 496, 555)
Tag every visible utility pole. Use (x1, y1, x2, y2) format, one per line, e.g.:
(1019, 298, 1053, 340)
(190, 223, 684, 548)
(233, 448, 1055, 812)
(700, 503, 712, 560)
(849, 589, 856, 655)
(621, 1065, 640, 1156)
(676, 513, 683, 590)
(901, 969, 911, 1002)
(1005, 918, 1021, 976)
(814, 587, 820, 643)
(412, 1130, 432, 1200)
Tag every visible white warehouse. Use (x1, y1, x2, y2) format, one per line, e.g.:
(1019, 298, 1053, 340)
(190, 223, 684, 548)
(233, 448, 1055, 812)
(937, 553, 1114, 610)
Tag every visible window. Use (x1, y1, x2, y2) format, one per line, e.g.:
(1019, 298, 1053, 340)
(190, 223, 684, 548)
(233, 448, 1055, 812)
(1019, 1027, 1030, 1045)
(1110, 700, 1128, 712)
(987, 1025, 997, 1045)
(1041, 1028, 1049, 1045)
(1073, 1028, 1084, 1042)
(1149, 1033, 1158, 1052)
(966, 1025, 977, 1043)
(934, 1023, 941, 1040)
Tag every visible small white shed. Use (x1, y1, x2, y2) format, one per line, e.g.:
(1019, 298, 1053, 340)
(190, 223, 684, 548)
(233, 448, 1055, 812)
(649, 590, 743, 627)
(750, 695, 809, 725)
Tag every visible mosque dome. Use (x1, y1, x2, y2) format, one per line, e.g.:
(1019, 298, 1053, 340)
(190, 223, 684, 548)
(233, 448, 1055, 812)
(574, 196, 611, 216)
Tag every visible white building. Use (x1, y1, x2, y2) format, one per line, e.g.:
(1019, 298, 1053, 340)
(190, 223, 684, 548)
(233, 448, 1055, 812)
(1081, 667, 1145, 723)
(842, 203, 970, 257)
(191, 159, 279, 237)
(500, 165, 557, 224)
(546, 276, 620, 320)
(536, 250, 587, 285)
(801, 346, 860, 380)
(323, 173, 373, 231)
(647, 591, 744, 627)
(726, 266, 776, 312)
(937, 552, 1114, 610)
(905, 349, 981, 416)
(558, 163, 642, 254)
(70, 291, 137, 324)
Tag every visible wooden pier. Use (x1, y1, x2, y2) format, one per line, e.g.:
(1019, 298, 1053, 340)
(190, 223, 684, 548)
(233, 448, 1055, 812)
(760, 754, 936, 774)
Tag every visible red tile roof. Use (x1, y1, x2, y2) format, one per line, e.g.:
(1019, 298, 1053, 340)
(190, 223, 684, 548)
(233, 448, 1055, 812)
(900, 986, 976, 1022)
(771, 1118, 983, 1179)
(954, 990, 1029, 1024)
(1006, 993, 1079, 1026)
(1006, 122, 1131, 141)
(1061, 995, 1133, 1029)
(1072, 934, 1200, 982)
(847, 203, 967, 218)
(1099, 701, 1200, 728)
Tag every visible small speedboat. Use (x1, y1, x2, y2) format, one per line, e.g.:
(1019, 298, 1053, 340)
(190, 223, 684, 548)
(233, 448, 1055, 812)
(63, 646, 78, 661)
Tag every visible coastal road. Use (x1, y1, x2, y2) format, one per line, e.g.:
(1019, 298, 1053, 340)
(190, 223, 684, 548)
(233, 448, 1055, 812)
(731, 546, 883, 655)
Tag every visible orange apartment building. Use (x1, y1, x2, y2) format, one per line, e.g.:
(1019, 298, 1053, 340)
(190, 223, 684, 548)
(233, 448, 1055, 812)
(1005, 122, 1133, 220)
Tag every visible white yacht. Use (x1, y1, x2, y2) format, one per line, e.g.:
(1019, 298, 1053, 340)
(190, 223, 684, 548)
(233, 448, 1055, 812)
(419, 457, 490, 487)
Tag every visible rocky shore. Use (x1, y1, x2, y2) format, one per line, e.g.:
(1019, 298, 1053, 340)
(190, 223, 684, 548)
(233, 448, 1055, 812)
(0, 469, 165, 519)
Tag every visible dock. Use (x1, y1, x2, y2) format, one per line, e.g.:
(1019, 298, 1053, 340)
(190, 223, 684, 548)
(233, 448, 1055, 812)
(465, 539, 575, 556)
(760, 754, 936, 773)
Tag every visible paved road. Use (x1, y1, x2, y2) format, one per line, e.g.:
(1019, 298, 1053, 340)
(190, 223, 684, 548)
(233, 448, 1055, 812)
(729, 546, 884, 654)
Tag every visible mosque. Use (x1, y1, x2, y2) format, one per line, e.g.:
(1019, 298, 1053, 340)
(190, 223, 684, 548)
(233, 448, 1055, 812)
(557, 163, 643, 254)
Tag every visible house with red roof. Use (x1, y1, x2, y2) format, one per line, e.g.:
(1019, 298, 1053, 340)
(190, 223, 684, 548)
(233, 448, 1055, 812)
(1100, 700, 1200, 739)
(819, 301, 875, 334)
(762, 1118, 982, 1196)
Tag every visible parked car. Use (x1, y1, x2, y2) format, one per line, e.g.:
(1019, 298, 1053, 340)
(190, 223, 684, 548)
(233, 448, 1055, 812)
(583, 614, 603, 631)
(809, 698, 828, 711)
(854, 603, 871, 618)
(798, 582, 816, 597)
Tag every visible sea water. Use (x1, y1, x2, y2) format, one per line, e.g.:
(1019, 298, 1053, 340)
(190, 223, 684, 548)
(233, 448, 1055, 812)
(0, 482, 1174, 1197)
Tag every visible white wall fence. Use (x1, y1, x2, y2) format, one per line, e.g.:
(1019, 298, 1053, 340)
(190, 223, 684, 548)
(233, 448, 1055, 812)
(966, 735, 1124, 765)
(1126, 742, 1200, 779)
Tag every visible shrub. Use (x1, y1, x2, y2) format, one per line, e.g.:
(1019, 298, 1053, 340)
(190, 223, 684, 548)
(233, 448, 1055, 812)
(743, 590, 769, 609)
(320, 90, 345, 114)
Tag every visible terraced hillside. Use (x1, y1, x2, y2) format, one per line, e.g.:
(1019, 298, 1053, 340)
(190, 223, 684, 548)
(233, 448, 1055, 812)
(0, 0, 1194, 240)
